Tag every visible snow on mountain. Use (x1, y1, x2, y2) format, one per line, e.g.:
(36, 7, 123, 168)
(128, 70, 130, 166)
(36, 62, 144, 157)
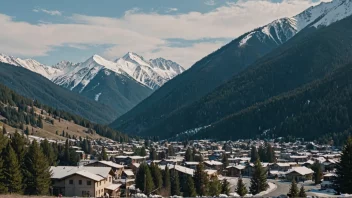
(238, 0, 352, 47)
(0, 53, 61, 79)
(52, 52, 184, 92)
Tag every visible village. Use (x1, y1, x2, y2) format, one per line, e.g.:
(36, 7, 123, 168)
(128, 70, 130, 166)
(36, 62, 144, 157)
(40, 135, 343, 198)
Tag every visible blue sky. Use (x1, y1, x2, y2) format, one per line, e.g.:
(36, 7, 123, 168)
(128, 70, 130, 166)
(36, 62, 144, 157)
(0, 0, 327, 68)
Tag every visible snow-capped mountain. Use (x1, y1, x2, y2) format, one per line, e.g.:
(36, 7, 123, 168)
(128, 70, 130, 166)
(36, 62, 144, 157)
(53, 52, 184, 91)
(0, 52, 184, 116)
(238, 0, 352, 47)
(0, 53, 62, 79)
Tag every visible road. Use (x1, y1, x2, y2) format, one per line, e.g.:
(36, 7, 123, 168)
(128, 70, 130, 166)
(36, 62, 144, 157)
(265, 179, 320, 197)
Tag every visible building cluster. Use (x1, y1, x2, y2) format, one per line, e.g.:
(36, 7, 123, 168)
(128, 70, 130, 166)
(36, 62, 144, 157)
(49, 138, 341, 197)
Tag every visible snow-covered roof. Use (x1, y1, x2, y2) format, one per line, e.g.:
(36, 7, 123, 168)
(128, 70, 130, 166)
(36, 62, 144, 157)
(184, 162, 199, 165)
(96, 160, 124, 169)
(123, 170, 134, 176)
(286, 167, 314, 176)
(105, 184, 122, 191)
(50, 166, 112, 181)
(204, 160, 223, 166)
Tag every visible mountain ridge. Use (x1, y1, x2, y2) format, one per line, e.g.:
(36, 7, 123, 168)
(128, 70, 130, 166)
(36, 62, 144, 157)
(110, 0, 352, 137)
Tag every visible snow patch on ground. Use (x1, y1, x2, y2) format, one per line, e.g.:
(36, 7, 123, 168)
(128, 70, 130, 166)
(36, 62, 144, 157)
(95, 93, 102, 101)
(256, 182, 277, 196)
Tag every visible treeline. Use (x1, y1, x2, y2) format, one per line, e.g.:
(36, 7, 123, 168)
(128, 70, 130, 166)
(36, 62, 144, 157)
(137, 15, 352, 139)
(134, 159, 269, 197)
(195, 62, 352, 141)
(0, 131, 51, 195)
(0, 83, 129, 142)
(0, 127, 98, 195)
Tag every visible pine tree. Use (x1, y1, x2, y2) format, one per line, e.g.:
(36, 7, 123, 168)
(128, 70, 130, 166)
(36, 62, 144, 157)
(11, 131, 27, 163)
(209, 175, 221, 196)
(288, 180, 299, 197)
(24, 126, 29, 136)
(171, 169, 181, 196)
(0, 132, 8, 193)
(64, 139, 70, 164)
(222, 153, 229, 170)
(334, 137, 352, 194)
(24, 140, 52, 195)
(258, 145, 267, 162)
(101, 146, 108, 160)
(183, 175, 197, 197)
(194, 162, 209, 196)
(250, 146, 259, 162)
(299, 185, 307, 197)
(149, 147, 157, 161)
(4, 143, 23, 194)
(150, 163, 163, 193)
(221, 179, 231, 195)
(185, 147, 193, 161)
(168, 145, 175, 156)
(236, 178, 248, 197)
(40, 139, 56, 166)
(140, 147, 147, 156)
(162, 166, 171, 196)
(266, 143, 276, 163)
(311, 161, 322, 184)
(250, 159, 268, 195)
(135, 163, 155, 195)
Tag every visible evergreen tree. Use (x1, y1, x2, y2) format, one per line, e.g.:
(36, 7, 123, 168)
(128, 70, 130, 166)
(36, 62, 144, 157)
(334, 137, 352, 194)
(170, 169, 181, 196)
(162, 166, 171, 196)
(221, 179, 231, 195)
(140, 147, 147, 156)
(222, 153, 229, 170)
(0, 131, 8, 193)
(37, 116, 43, 128)
(150, 163, 163, 193)
(288, 180, 299, 198)
(258, 145, 267, 162)
(236, 178, 248, 197)
(40, 139, 56, 166)
(194, 163, 209, 196)
(250, 159, 268, 195)
(311, 161, 322, 184)
(149, 147, 157, 161)
(168, 145, 175, 156)
(11, 131, 27, 163)
(209, 175, 221, 196)
(266, 143, 276, 163)
(185, 147, 193, 161)
(101, 146, 108, 160)
(24, 126, 29, 136)
(64, 139, 70, 164)
(299, 185, 307, 197)
(183, 175, 197, 197)
(4, 143, 23, 194)
(24, 140, 52, 195)
(250, 146, 259, 162)
(135, 163, 155, 195)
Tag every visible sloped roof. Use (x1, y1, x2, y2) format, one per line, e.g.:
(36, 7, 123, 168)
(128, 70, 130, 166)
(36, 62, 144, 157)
(96, 160, 124, 169)
(105, 184, 122, 191)
(285, 167, 314, 176)
(50, 166, 112, 180)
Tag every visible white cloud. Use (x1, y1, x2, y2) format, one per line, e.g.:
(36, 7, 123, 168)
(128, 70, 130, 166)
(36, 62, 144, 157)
(166, 8, 178, 13)
(33, 8, 62, 16)
(204, 0, 216, 6)
(1, 0, 328, 69)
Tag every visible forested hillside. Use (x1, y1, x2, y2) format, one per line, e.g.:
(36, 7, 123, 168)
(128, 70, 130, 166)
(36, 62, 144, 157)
(134, 15, 352, 138)
(0, 83, 129, 142)
(194, 62, 352, 140)
(0, 62, 118, 124)
(111, 27, 290, 133)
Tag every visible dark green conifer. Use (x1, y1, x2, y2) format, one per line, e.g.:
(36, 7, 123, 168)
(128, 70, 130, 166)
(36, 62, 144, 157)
(236, 178, 248, 197)
(4, 143, 23, 194)
(250, 159, 268, 195)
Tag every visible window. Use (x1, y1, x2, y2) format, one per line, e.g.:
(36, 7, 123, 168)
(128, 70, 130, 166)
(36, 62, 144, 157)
(87, 180, 92, 185)
(82, 191, 90, 197)
(79, 180, 82, 185)
(69, 180, 73, 184)
(109, 177, 112, 182)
